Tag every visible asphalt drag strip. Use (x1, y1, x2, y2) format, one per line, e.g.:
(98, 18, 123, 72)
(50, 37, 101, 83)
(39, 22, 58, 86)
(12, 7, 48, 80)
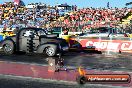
(0, 51, 132, 88)
(0, 75, 127, 88)
(0, 61, 131, 88)
(0, 51, 132, 73)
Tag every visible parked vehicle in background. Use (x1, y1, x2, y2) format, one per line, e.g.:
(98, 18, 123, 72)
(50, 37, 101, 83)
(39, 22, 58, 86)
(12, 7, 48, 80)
(0, 31, 16, 41)
(79, 27, 128, 38)
(0, 28, 69, 56)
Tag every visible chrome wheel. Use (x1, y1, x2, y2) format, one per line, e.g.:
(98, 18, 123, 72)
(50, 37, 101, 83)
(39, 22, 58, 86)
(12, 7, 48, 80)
(2, 40, 14, 55)
(45, 47, 55, 56)
(4, 44, 13, 53)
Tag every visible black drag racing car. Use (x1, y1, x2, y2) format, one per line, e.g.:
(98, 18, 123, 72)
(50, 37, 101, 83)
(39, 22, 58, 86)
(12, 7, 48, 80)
(0, 28, 69, 57)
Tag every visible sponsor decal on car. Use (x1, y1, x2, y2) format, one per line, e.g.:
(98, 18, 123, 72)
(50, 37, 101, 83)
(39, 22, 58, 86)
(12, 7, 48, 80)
(79, 39, 132, 52)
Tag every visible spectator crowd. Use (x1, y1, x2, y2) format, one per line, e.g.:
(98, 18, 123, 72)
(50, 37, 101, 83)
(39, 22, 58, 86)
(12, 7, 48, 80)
(0, 1, 132, 33)
(61, 7, 132, 31)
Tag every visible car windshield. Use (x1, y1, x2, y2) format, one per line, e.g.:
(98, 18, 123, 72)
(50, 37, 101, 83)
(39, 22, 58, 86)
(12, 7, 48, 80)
(79, 27, 123, 36)
(89, 27, 123, 34)
(89, 27, 109, 33)
(37, 29, 47, 36)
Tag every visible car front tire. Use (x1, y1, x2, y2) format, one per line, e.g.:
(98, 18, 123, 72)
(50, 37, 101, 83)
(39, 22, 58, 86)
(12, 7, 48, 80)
(45, 47, 56, 57)
(2, 40, 15, 55)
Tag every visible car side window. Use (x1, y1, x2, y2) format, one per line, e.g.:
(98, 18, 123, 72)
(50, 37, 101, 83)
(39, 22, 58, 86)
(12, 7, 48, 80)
(99, 28, 109, 33)
(37, 30, 46, 36)
(23, 29, 37, 37)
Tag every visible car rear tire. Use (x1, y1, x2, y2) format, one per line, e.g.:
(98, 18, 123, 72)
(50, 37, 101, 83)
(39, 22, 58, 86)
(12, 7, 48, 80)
(45, 47, 56, 57)
(2, 40, 15, 55)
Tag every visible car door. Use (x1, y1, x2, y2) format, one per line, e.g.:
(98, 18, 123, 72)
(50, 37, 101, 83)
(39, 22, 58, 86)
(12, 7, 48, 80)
(19, 29, 39, 52)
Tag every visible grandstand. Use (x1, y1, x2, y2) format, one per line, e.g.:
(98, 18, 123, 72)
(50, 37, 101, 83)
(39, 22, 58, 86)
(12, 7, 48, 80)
(0, 1, 131, 34)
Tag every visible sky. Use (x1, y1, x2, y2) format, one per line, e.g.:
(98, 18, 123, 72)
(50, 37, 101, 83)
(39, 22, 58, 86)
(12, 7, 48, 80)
(0, 0, 132, 8)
